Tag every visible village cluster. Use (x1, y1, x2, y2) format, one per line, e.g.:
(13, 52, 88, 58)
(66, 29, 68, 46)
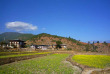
(0, 39, 67, 50)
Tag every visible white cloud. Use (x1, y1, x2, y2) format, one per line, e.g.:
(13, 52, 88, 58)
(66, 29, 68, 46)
(6, 21, 38, 32)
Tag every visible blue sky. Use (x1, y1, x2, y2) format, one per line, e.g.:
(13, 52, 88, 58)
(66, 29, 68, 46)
(0, 0, 110, 42)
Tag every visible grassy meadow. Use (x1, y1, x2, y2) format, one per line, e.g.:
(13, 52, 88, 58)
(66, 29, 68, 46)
(72, 55, 110, 68)
(0, 54, 74, 74)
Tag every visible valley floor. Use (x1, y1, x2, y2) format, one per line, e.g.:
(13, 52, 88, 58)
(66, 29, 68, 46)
(0, 50, 110, 74)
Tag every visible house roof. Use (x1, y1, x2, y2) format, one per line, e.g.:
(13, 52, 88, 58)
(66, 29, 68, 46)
(60, 44, 66, 46)
(31, 45, 50, 46)
(9, 39, 24, 42)
(31, 44, 66, 46)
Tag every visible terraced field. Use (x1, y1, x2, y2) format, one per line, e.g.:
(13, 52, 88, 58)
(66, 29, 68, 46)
(0, 52, 50, 58)
(0, 51, 51, 65)
(1, 51, 110, 74)
(0, 54, 75, 74)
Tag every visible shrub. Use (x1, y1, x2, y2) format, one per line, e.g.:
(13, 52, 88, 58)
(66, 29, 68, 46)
(56, 41, 62, 49)
(97, 41, 99, 43)
(85, 45, 89, 51)
(51, 40, 56, 42)
(103, 41, 108, 46)
(66, 48, 72, 50)
(41, 39, 44, 41)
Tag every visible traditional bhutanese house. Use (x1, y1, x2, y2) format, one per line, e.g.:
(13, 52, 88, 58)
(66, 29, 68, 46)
(0, 43, 9, 48)
(9, 39, 25, 48)
(60, 44, 67, 49)
(38, 45, 49, 50)
(30, 45, 52, 50)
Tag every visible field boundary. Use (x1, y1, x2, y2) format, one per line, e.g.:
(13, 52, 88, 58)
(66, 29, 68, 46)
(0, 54, 50, 65)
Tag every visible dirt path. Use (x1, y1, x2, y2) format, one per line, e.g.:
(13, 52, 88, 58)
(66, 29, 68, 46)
(66, 54, 82, 74)
(82, 68, 110, 74)
(82, 68, 101, 74)
(64, 60, 82, 74)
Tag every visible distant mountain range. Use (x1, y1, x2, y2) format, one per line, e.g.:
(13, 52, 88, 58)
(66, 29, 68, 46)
(1, 32, 109, 43)
(0, 32, 33, 42)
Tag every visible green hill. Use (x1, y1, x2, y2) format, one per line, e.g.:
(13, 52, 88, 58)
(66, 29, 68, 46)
(26, 33, 86, 51)
(26, 33, 110, 53)
(0, 32, 33, 42)
(30, 33, 78, 44)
